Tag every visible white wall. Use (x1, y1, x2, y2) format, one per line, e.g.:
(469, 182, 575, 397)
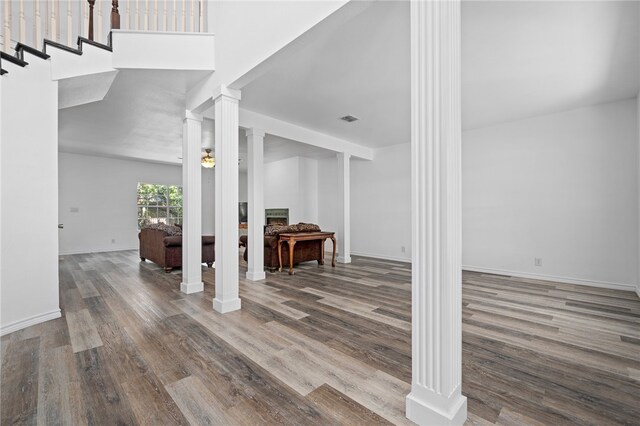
(239, 171, 248, 202)
(59, 153, 216, 254)
(637, 93, 640, 296)
(317, 156, 339, 234)
(298, 157, 319, 224)
(351, 145, 411, 261)
(317, 145, 412, 262)
(463, 99, 639, 290)
(1, 57, 60, 335)
(264, 156, 319, 224)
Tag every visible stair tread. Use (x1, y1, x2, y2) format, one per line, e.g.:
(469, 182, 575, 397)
(0, 51, 28, 67)
(43, 39, 82, 55)
(15, 42, 50, 60)
(77, 36, 113, 52)
(0, 68, 7, 75)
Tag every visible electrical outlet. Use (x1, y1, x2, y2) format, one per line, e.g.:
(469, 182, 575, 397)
(534, 258, 542, 267)
(401, 246, 406, 253)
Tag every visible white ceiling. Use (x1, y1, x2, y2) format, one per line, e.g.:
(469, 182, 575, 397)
(462, 1, 639, 130)
(60, 1, 640, 164)
(242, 0, 639, 142)
(240, 0, 411, 148)
(59, 69, 209, 164)
(59, 69, 335, 169)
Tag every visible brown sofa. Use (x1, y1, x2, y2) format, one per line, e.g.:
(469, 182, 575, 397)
(139, 225, 215, 272)
(239, 223, 324, 272)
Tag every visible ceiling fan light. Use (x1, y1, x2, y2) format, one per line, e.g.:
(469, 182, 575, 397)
(201, 149, 215, 168)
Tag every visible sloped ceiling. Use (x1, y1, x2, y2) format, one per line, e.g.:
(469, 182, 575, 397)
(59, 1, 639, 164)
(241, 0, 639, 146)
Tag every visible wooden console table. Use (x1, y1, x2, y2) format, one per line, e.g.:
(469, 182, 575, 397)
(278, 232, 336, 275)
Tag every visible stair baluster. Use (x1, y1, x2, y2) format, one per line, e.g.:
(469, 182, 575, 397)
(2, 0, 11, 52)
(163, 0, 167, 31)
(199, 0, 204, 32)
(111, 0, 120, 30)
(181, 0, 186, 32)
(88, 0, 95, 41)
(172, 0, 177, 32)
(153, 0, 158, 31)
(67, 0, 73, 46)
(96, 0, 103, 43)
(189, 0, 194, 32)
(19, 0, 26, 45)
(34, 0, 42, 50)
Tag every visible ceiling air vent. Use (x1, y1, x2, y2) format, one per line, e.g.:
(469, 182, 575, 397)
(339, 115, 359, 123)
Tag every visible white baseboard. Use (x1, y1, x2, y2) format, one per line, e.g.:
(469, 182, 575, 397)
(1, 309, 62, 336)
(349, 250, 411, 264)
(463, 265, 636, 292)
(59, 246, 138, 256)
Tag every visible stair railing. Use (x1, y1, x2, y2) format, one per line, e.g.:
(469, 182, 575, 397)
(0, 0, 207, 54)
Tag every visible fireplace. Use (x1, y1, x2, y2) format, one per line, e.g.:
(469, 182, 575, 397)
(265, 208, 289, 226)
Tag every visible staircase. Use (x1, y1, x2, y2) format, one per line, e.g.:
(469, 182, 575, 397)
(1, 35, 112, 76)
(1, 0, 207, 55)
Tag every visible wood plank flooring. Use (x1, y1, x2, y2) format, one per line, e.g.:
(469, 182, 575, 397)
(2, 250, 639, 425)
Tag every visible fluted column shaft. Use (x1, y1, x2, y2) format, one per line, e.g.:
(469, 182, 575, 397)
(406, 0, 467, 425)
(213, 86, 241, 313)
(246, 128, 266, 281)
(181, 111, 204, 294)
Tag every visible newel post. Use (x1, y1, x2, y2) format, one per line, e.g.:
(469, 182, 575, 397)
(87, 0, 95, 40)
(111, 0, 120, 30)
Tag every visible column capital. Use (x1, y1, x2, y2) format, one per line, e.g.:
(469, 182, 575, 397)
(245, 128, 266, 138)
(213, 85, 241, 102)
(184, 110, 203, 122)
(337, 152, 351, 160)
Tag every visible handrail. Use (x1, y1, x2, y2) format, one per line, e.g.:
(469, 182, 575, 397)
(0, 0, 206, 53)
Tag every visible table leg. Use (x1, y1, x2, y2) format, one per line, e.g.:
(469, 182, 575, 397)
(330, 236, 336, 267)
(288, 240, 296, 275)
(319, 239, 325, 265)
(278, 239, 283, 272)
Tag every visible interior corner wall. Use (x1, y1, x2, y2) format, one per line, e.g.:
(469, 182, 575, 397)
(317, 145, 412, 263)
(637, 93, 640, 296)
(1, 59, 60, 335)
(463, 99, 639, 290)
(264, 156, 319, 224)
(58, 152, 216, 255)
(317, 156, 339, 234)
(351, 144, 411, 262)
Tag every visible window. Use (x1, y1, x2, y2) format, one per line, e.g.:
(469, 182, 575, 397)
(137, 183, 183, 229)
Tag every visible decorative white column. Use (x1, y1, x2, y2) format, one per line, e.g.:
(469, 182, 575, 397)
(337, 152, 351, 264)
(213, 86, 241, 313)
(246, 128, 266, 281)
(181, 110, 204, 294)
(406, 1, 467, 425)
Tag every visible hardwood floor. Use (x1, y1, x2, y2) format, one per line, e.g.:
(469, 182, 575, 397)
(1, 251, 639, 425)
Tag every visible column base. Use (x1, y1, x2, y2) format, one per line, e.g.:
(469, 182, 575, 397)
(246, 270, 266, 281)
(213, 297, 241, 313)
(406, 391, 467, 426)
(337, 256, 352, 264)
(180, 281, 204, 294)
